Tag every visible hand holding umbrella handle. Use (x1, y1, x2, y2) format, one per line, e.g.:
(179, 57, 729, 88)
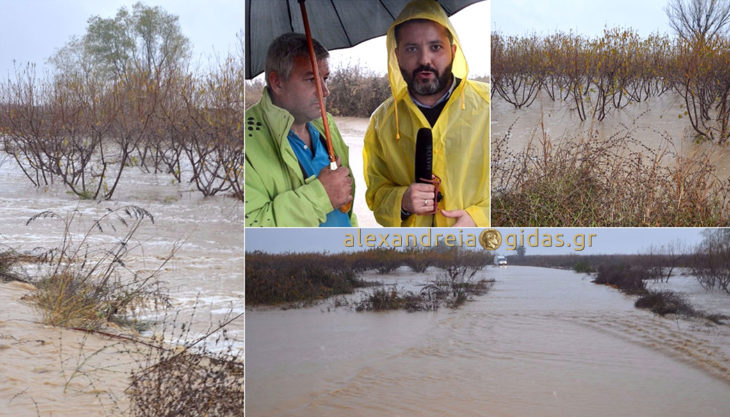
(339, 202, 352, 213)
(300, 0, 351, 215)
(329, 161, 352, 214)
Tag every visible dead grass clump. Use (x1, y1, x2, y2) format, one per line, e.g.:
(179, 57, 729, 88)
(34, 271, 109, 328)
(27, 206, 173, 330)
(691, 229, 730, 293)
(128, 352, 243, 416)
(127, 310, 244, 417)
(492, 117, 730, 226)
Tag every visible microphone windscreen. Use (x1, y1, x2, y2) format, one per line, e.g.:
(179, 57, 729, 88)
(415, 128, 432, 183)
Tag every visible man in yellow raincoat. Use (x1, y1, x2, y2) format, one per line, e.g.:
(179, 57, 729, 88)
(363, 0, 489, 227)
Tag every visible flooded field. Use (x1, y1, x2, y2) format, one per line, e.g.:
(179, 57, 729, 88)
(247, 265, 730, 417)
(491, 92, 730, 180)
(0, 153, 243, 415)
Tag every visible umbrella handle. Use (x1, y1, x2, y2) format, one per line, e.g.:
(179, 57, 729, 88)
(299, 0, 351, 215)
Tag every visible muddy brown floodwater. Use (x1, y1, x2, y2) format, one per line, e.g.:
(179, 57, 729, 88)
(247, 265, 730, 417)
(491, 92, 730, 180)
(0, 153, 243, 416)
(336, 116, 378, 228)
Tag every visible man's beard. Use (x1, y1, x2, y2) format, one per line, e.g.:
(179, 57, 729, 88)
(401, 62, 453, 96)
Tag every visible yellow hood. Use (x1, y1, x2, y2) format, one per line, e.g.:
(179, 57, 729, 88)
(386, 0, 469, 103)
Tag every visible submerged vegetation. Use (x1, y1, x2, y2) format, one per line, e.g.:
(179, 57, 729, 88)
(492, 22, 730, 227)
(0, 4, 244, 201)
(492, 118, 730, 226)
(355, 266, 495, 312)
(492, 29, 730, 143)
(246, 248, 494, 307)
(3, 205, 243, 416)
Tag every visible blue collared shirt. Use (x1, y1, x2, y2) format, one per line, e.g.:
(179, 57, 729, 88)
(287, 123, 351, 227)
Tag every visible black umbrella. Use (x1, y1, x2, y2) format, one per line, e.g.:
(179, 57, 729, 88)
(244, 0, 485, 80)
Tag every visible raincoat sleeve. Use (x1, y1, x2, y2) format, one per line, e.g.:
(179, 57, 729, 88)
(363, 119, 408, 227)
(464, 199, 490, 227)
(245, 160, 334, 227)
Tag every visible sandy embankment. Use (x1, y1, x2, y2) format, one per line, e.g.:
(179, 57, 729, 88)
(0, 280, 138, 417)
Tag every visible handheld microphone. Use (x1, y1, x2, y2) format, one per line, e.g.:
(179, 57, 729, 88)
(415, 127, 432, 183)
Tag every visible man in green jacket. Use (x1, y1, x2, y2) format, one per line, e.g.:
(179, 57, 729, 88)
(245, 33, 357, 227)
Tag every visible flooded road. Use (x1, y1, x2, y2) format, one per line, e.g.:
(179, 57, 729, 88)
(0, 154, 243, 415)
(247, 266, 730, 417)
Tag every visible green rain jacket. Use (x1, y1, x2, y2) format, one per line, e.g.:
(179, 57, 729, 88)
(363, 0, 490, 227)
(245, 89, 357, 227)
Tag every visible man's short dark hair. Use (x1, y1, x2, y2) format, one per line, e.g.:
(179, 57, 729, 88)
(265, 33, 329, 86)
(394, 18, 453, 46)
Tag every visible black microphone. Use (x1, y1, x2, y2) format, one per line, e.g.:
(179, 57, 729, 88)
(415, 127, 432, 183)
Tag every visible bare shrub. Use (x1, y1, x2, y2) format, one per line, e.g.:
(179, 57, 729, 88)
(490, 34, 542, 109)
(356, 255, 494, 312)
(665, 0, 730, 43)
(635, 290, 696, 316)
(670, 36, 730, 143)
(593, 264, 648, 295)
(491, 28, 729, 143)
(325, 63, 390, 117)
(692, 228, 730, 293)
(244, 79, 264, 109)
(127, 309, 243, 417)
(354, 287, 431, 312)
(177, 58, 244, 199)
(0, 248, 27, 282)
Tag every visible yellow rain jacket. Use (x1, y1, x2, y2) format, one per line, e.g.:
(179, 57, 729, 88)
(363, 0, 490, 227)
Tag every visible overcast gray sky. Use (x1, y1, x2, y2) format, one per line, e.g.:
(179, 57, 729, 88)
(0, 0, 243, 78)
(492, 0, 673, 38)
(245, 228, 707, 256)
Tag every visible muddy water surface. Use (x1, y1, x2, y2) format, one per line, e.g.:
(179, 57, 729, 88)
(246, 266, 730, 417)
(0, 154, 243, 415)
(336, 116, 378, 228)
(492, 93, 730, 179)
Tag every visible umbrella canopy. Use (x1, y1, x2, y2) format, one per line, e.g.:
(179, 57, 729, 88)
(244, 0, 485, 79)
